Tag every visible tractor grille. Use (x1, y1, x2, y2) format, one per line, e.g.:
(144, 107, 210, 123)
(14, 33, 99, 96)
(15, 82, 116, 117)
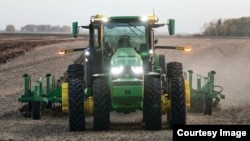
(112, 80, 142, 86)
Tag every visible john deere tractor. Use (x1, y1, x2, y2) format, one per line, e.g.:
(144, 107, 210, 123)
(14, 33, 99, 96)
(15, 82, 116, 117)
(18, 13, 225, 131)
(58, 14, 192, 131)
(18, 14, 225, 131)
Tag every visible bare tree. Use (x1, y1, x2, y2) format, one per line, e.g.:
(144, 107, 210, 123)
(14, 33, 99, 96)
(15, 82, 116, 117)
(5, 24, 15, 32)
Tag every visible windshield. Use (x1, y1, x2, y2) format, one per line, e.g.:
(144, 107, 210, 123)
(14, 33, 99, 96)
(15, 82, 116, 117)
(103, 22, 147, 50)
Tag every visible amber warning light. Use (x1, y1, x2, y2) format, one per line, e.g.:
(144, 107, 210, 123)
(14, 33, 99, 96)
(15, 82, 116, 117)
(184, 47, 191, 52)
(175, 46, 192, 52)
(58, 50, 65, 55)
(58, 49, 74, 55)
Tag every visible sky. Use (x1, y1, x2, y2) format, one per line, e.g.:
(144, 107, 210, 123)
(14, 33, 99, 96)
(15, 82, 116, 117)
(1, 0, 250, 34)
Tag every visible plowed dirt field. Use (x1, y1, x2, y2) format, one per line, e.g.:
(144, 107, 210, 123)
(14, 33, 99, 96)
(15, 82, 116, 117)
(0, 34, 249, 141)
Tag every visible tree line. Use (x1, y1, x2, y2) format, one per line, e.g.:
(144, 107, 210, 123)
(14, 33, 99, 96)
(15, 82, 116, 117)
(202, 16, 250, 36)
(5, 24, 71, 33)
(5, 17, 250, 36)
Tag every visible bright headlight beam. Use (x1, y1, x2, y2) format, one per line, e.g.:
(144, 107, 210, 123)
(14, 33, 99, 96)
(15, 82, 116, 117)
(141, 16, 148, 22)
(131, 66, 143, 74)
(184, 47, 191, 52)
(85, 51, 90, 56)
(58, 50, 65, 55)
(102, 17, 108, 22)
(111, 66, 124, 75)
(149, 49, 153, 54)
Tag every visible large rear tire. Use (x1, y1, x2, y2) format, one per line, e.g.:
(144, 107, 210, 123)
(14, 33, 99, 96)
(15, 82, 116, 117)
(93, 77, 110, 131)
(167, 62, 183, 79)
(68, 79, 85, 131)
(166, 62, 186, 128)
(67, 64, 84, 81)
(143, 76, 162, 130)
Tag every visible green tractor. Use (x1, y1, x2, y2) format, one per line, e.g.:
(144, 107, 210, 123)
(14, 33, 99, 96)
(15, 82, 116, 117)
(59, 14, 191, 131)
(18, 13, 225, 131)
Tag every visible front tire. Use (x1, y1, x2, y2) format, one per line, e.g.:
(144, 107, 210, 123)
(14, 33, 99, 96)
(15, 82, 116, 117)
(143, 76, 162, 130)
(93, 77, 110, 131)
(68, 79, 85, 131)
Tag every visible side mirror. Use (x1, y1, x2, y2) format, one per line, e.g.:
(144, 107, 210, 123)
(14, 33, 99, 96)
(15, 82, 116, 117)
(168, 19, 175, 35)
(72, 22, 79, 38)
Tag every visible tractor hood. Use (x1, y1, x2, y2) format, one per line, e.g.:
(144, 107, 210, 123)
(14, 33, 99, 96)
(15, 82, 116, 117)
(111, 48, 142, 67)
(110, 48, 143, 75)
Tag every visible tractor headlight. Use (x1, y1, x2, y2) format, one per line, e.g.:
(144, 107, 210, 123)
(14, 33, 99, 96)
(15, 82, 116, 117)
(149, 49, 153, 54)
(131, 66, 143, 74)
(85, 58, 88, 62)
(111, 66, 124, 75)
(141, 16, 148, 22)
(102, 17, 108, 22)
(85, 51, 90, 56)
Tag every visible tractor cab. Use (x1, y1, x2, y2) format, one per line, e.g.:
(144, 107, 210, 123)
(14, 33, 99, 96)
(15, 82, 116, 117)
(72, 14, 175, 75)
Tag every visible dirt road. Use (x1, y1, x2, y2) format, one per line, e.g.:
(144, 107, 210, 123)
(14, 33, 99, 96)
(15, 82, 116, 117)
(0, 35, 249, 140)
